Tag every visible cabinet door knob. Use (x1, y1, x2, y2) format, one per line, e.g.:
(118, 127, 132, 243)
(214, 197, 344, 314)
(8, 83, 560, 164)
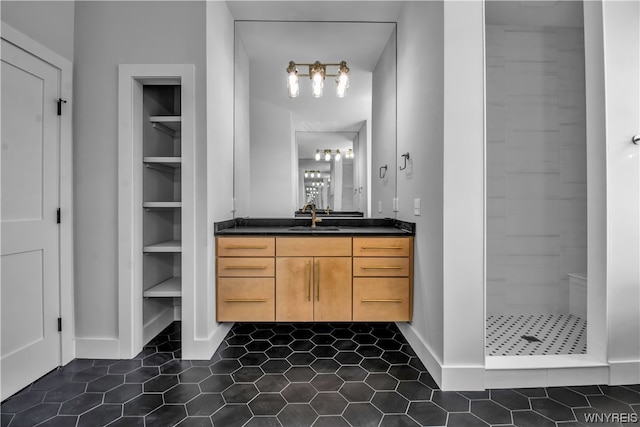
(633, 135, 640, 145)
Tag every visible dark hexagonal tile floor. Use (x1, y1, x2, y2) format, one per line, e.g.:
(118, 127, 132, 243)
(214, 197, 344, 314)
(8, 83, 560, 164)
(3, 321, 640, 427)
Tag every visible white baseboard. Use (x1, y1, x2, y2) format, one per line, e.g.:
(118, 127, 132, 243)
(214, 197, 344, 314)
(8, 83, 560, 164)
(609, 360, 640, 385)
(485, 355, 609, 389)
(442, 365, 486, 391)
(143, 308, 175, 346)
(395, 322, 443, 387)
(181, 322, 233, 360)
(75, 337, 120, 359)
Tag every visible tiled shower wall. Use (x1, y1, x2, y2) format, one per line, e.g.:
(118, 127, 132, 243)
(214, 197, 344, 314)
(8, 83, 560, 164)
(486, 25, 587, 316)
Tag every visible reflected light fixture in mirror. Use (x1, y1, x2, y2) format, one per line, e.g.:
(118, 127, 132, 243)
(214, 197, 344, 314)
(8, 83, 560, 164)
(313, 148, 352, 162)
(286, 61, 350, 98)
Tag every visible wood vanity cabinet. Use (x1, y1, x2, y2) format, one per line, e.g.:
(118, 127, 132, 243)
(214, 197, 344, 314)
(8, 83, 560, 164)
(215, 235, 413, 322)
(353, 237, 413, 321)
(275, 237, 352, 322)
(216, 237, 275, 322)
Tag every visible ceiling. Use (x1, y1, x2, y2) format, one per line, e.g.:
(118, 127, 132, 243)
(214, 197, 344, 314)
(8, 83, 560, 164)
(485, 0, 584, 28)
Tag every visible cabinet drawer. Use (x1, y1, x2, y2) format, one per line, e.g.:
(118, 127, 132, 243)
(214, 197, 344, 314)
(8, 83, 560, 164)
(353, 257, 409, 277)
(276, 237, 351, 257)
(353, 278, 410, 321)
(353, 237, 411, 257)
(218, 258, 275, 277)
(217, 278, 275, 321)
(217, 237, 275, 257)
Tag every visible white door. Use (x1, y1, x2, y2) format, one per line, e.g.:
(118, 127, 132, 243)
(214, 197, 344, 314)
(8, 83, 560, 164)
(1, 39, 61, 400)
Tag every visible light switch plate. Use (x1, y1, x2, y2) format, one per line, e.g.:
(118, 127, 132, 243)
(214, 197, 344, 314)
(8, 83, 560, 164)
(414, 198, 421, 216)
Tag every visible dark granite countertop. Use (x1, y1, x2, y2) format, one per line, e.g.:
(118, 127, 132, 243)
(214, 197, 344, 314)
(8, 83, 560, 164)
(214, 217, 415, 236)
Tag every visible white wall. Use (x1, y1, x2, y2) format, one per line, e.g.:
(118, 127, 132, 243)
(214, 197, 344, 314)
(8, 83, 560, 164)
(1, 1, 74, 61)
(394, 0, 445, 383)
(234, 33, 251, 218)
(73, 1, 207, 350)
(441, 0, 485, 388)
(249, 99, 295, 216)
(371, 27, 397, 219)
(599, 0, 640, 383)
(486, 25, 587, 316)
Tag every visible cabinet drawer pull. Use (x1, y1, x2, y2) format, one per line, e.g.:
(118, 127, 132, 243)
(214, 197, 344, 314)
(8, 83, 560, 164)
(224, 265, 268, 270)
(361, 299, 403, 303)
(361, 246, 403, 250)
(361, 266, 403, 270)
(226, 245, 268, 249)
(225, 299, 267, 303)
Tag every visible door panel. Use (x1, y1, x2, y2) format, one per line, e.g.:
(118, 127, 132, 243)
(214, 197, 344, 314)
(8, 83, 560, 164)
(275, 257, 313, 321)
(314, 257, 352, 321)
(1, 39, 60, 400)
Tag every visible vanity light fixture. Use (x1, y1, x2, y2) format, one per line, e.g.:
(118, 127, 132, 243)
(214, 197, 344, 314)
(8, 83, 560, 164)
(304, 170, 322, 178)
(314, 148, 353, 162)
(286, 60, 349, 98)
(345, 148, 354, 159)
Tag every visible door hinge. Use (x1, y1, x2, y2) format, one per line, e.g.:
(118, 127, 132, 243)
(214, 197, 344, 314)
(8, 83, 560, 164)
(57, 98, 67, 116)
(57, 317, 62, 332)
(57, 208, 61, 224)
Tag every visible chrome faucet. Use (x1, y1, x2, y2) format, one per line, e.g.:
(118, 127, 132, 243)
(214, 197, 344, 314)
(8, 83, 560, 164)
(301, 203, 323, 228)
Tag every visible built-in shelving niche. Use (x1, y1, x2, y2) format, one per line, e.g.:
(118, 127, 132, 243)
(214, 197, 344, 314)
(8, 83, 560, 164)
(142, 86, 182, 331)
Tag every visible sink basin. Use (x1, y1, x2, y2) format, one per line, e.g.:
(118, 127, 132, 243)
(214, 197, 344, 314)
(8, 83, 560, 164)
(287, 226, 341, 231)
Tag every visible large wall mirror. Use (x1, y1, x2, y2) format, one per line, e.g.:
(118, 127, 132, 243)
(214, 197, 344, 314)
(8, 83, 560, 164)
(233, 20, 397, 218)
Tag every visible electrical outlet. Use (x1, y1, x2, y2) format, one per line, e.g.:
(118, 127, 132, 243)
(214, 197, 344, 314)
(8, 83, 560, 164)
(414, 198, 421, 216)
(378, 201, 382, 213)
(393, 198, 399, 212)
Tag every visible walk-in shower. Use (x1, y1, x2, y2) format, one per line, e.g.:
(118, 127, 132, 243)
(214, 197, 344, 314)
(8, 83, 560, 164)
(485, 1, 588, 357)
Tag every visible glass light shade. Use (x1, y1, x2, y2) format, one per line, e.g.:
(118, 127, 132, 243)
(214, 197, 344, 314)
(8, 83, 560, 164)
(315, 149, 321, 161)
(336, 72, 349, 98)
(310, 62, 325, 98)
(335, 149, 341, 161)
(304, 171, 309, 178)
(287, 72, 299, 98)
(324, 150, 331, 161)
(311, 73, 324, 98)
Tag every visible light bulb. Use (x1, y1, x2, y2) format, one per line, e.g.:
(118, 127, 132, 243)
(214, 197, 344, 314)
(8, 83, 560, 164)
(324, 150, 331, 162)
(335, 61, 349, 98)
(310, 62, 325, 98)
(312, 74, 324, 98)
(304, 171, 309, 178)
(286, 61, 299, 98)
(335, 149, 341, 162)
(315, 149, 321, 161)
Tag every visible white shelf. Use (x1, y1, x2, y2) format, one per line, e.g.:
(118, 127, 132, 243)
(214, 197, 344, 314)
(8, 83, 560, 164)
(143, 202, 182, 210)
(143, 240, 182, 253)
(143, 277, 181, 298)
(150, 116, 181, 136)
(144, 157, 182, 168)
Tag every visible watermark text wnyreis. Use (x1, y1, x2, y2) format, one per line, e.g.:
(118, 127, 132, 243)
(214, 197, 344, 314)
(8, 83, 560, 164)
(583, 412, 638, 424)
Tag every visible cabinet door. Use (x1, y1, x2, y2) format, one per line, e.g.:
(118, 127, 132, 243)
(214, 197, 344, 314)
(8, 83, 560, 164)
(276, 257, 314, 321)
(314, 257, 352, 321)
